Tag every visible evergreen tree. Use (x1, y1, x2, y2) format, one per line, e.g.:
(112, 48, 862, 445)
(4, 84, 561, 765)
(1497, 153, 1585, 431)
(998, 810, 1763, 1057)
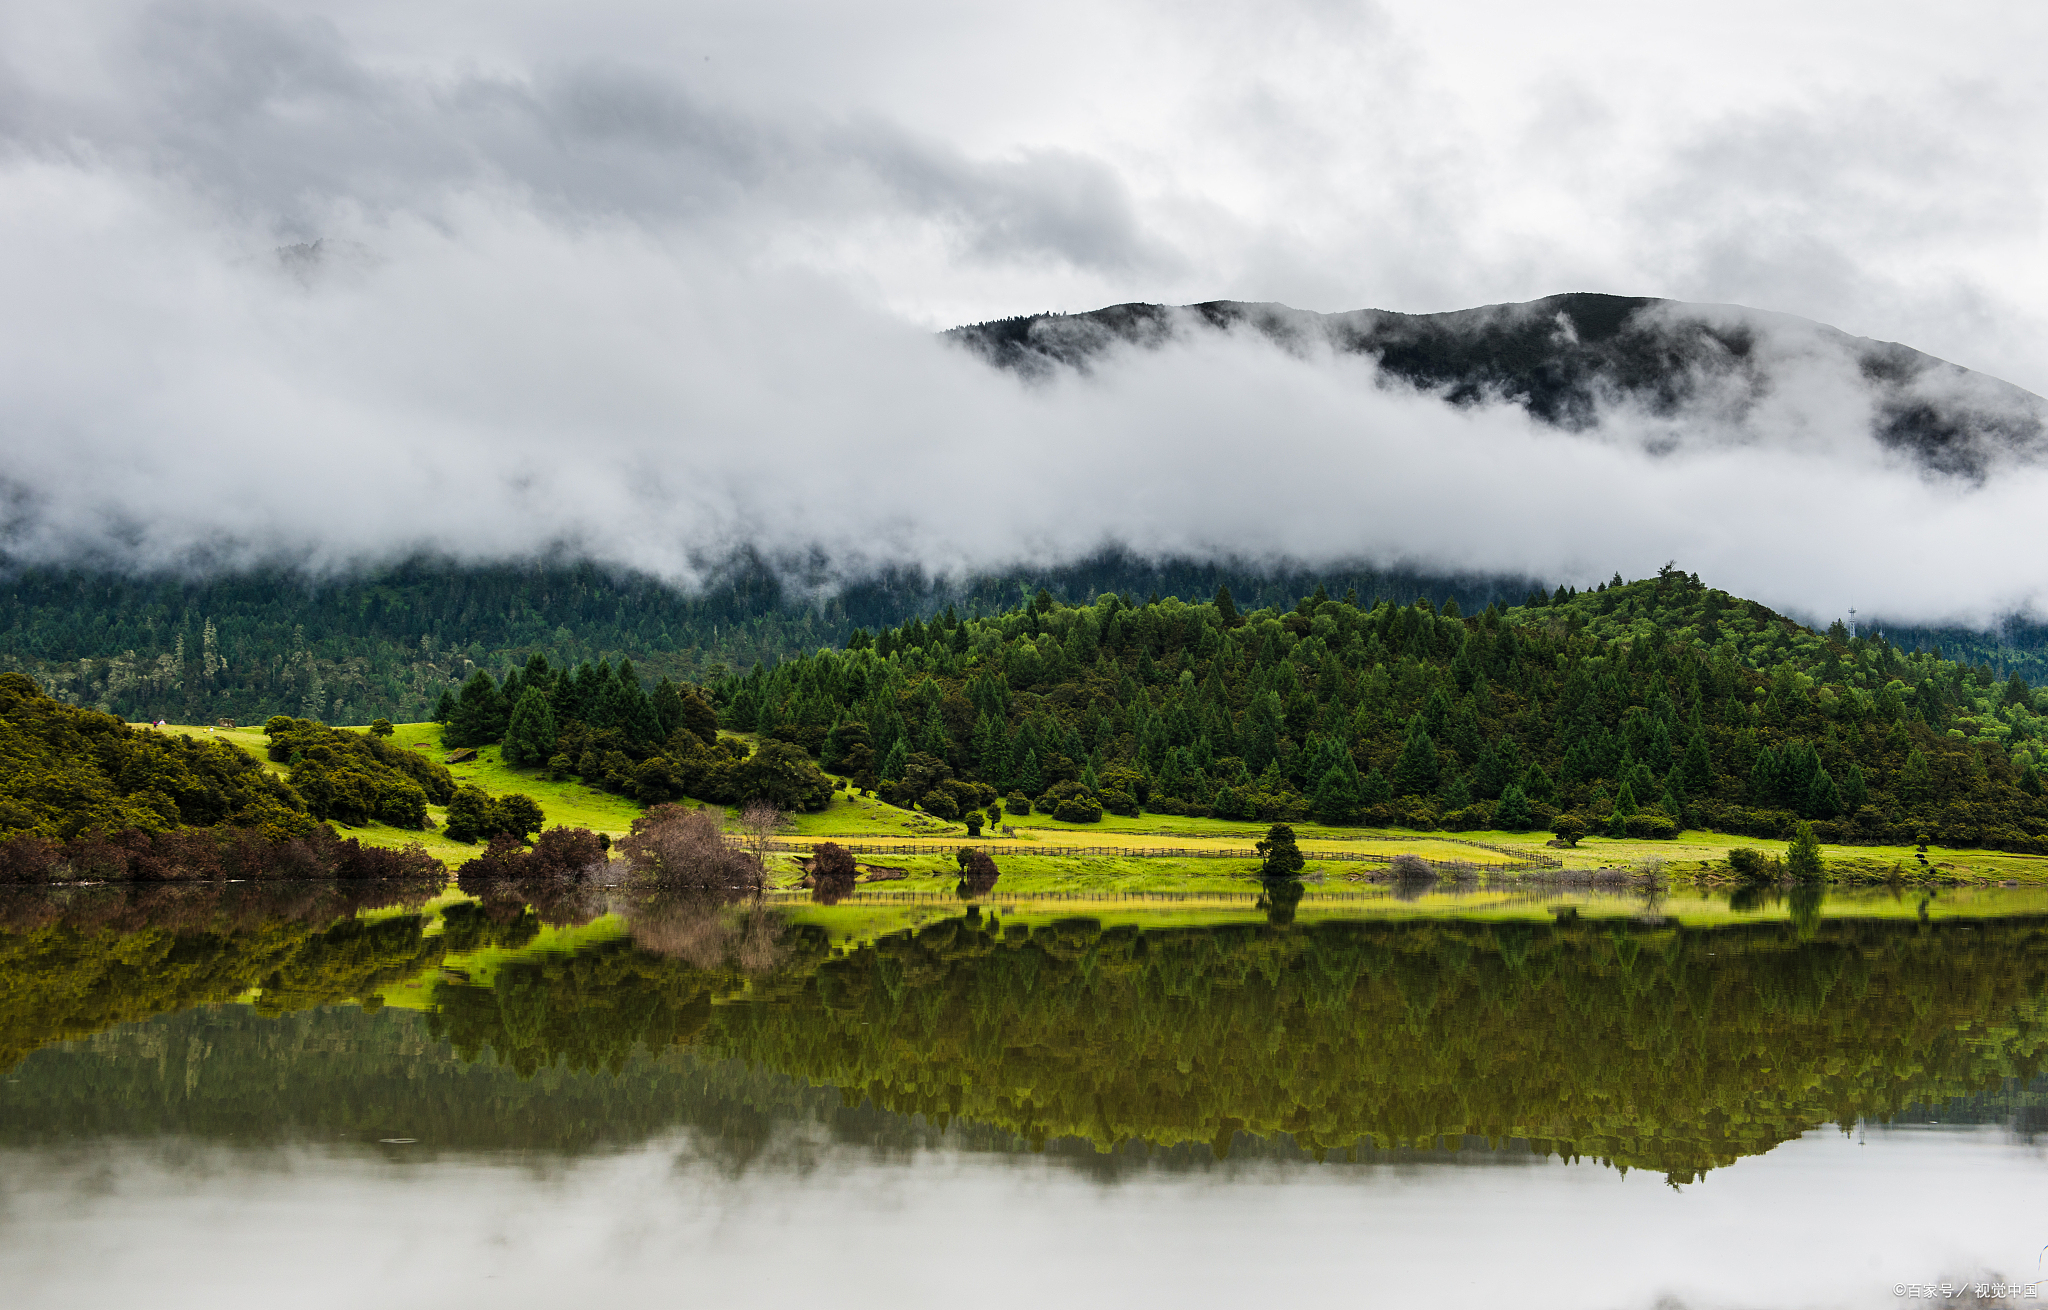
(1393, 727, 1440, 795)
(880, 738, 909, 783)
(1214, 584, 1242, 628)
(502, 688, 558, 767)
(617, 660, 661, 748)
(1015, 748, 1043, 796)
(1787, 821, 1824, 880)
(920, 700, 950, 756)
(1841, 762, 1870, 810)
(1679, 731, 1712, 792)
(446, 670, 509, 747)
(1312, 765, 1360, 825)
(652, 678, 686, 739)
(1899, 750, 1932, 803)
(1806, 768, 1841, 819)
(1495, 784, 1533, 831)
(432, 689, 456, 724)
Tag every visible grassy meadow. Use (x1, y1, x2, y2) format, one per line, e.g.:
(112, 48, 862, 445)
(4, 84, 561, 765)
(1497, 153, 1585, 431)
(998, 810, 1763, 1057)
(138, 719, 2048, 886)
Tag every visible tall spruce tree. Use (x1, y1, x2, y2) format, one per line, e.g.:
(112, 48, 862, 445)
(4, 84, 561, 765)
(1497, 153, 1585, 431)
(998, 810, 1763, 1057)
(502, 688, 558, 767)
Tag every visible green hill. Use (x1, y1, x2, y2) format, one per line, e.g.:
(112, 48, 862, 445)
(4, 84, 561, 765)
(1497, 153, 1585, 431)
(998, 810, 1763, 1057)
(703, 569, 2045, 850)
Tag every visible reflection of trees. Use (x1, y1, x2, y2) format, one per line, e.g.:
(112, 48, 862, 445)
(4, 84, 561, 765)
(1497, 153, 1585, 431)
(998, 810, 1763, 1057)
(703, 913, 2048, 1180)
(0, 885, 444, 1071)
(425, 912, 828, 1078)
(627, 894, 791, 975)
(10, 887, 2048, 1183)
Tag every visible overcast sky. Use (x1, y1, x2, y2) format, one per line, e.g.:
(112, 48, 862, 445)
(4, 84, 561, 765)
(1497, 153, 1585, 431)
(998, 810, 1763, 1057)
(2, 1, 2044, 623)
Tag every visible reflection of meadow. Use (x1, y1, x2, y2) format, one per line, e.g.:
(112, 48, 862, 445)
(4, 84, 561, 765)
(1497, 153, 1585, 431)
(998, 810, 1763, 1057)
(6, 884, 2048, 1185)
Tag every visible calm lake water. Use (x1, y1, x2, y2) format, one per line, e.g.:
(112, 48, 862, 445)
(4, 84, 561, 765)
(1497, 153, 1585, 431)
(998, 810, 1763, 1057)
(3, 880, 2045, 1309)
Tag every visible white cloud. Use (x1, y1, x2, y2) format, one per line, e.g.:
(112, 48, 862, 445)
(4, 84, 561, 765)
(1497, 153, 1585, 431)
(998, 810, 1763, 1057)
(0, 0, 2044, 627)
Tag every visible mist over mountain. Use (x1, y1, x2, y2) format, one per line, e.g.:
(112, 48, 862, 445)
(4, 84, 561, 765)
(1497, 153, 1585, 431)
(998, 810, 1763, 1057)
(4, 4, 2047, 637)
(953, 293, 2048, 481)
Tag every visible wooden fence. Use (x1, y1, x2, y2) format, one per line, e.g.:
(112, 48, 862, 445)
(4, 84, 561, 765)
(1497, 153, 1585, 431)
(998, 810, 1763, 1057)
(738, 838, 1557, 874)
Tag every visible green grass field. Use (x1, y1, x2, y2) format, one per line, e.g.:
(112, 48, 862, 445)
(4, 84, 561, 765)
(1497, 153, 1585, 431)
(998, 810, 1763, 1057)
(138, 719, 2048, 885)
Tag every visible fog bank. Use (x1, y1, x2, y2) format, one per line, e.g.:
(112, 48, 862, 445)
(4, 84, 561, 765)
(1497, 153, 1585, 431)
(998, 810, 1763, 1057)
(3, 1, 2046, 628)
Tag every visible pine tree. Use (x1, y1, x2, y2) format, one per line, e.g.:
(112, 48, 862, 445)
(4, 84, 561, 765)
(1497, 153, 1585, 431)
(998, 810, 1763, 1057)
(1787, 821, 1824, 880)
(880, 738, 909, 783)
(1680, 730, 1713, 793)
(503, 688, 558, 767)
(1841, 761, 1869, 810)
(1495, 784, 1533, 831)
(1015, 748, 1043, 796)
(1393, 727, 1439, 795)
(1312, 764, 1360, 825)
(1213, 583, 1242, 628)
(1899, 750, 1932, 803)
(446, 670, 509, 747)
(1806, 768, 1840, 819)
(652, 678, 686, 739)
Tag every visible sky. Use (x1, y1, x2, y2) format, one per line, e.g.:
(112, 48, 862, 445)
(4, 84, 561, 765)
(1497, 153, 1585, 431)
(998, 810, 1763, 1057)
(1, 0, 2045, 625)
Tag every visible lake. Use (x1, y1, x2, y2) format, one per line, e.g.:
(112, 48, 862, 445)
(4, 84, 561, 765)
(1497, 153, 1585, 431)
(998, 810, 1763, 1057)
(3, 880, 2045, 1308)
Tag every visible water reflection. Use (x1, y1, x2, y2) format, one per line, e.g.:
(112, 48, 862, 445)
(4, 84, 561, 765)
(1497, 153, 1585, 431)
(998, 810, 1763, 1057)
(5, 884, 2048, 1185)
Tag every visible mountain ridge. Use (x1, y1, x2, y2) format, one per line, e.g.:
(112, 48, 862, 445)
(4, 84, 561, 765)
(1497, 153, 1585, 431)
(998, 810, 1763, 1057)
(949, 292, 2048, 479)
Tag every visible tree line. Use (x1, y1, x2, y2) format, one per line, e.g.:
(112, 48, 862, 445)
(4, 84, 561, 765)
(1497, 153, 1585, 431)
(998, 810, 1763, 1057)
(8, 550, 1811, 726)
(433, 653, 834, 813)
(712, 569, 2048, 851)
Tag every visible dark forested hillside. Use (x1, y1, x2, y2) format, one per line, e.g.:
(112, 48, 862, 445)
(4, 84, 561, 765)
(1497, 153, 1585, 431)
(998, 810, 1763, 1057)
(0, 554, 1545, 724)
(707, 569, 2048, 849)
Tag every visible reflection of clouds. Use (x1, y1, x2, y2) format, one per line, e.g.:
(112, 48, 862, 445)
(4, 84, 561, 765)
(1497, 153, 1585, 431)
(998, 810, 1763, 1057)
(2, 1128, 2042, 1309)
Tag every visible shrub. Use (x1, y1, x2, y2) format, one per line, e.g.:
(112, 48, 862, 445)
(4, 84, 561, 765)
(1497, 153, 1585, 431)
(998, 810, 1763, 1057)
(442, 785, 545, 844)
(956, 847, 1000, 897)
(964, 810, 983, 836)
(1623, 813, 1677, 840)
(1043, 781, 1102, 823)
(809, 841, 858, 897)
(1099, 787, 1139, 817)
(1728, 847, 1771, 878)
(922, 789, 962, 821)
(369, 719, 394, 737)
(1387, 852, 1432, 880)
(1551, 814, 1588, 847)
(1053, 796, 1103, 823)
(1004, 792, 1032, 816)
(619, 804, 764, 893)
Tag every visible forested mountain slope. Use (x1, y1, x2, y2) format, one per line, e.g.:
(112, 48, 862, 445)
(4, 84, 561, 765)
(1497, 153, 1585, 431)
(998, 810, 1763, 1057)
(703, 570, 2047, 850)
(0, 554, 1544, 725)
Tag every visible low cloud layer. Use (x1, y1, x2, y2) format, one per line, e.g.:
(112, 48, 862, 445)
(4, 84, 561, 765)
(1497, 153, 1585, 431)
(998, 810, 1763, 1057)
(2, 1, 2045, 628)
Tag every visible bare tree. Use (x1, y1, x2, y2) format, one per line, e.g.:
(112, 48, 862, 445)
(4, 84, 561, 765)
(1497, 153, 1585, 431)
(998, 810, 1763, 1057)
(619, 804, 764, 894)
(739, 800, 784, 866)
